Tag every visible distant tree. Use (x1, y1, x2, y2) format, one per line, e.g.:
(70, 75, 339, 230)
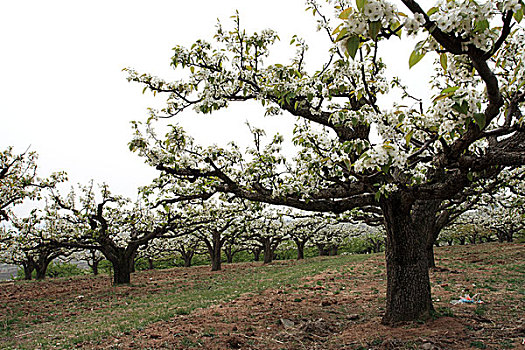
(185, 199, 247, 271)
(246, 209, 288, 264)
(45, 182, 191, 284)
(1, 210, 75, 280)
(284, 212, 333, 260)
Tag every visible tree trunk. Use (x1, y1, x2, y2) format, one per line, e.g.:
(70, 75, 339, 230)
(225, 246, 234, 264)
(381, 196, 435, 324)
(35, 259, 51, 280)
(148, 258, 154, 270)
(111, 257, 132, 284)
(296, 240, 305, 260)
(91, 260, 99, 276)
(329, 245, 338, 256)
(262, 239, 273, 264)
(22, 262, 34, 280)
(183, 251, 194, 267)
(209, 233, 222, 271)
(317, 243, 329, 256)
(252, 247, 261, 262)
(35, 265, 48, 280)
(427, 245, 436, 269)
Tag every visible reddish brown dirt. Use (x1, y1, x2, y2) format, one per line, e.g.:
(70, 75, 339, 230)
(1, 243, 523, 349)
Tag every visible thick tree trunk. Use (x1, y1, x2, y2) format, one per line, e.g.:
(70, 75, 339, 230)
(210, 252, 221, 271)
(22, 262, 34, 280)
(35, 259, 51, 280)
(111, 258, 132, 284)
(381, 196, 435, 324)
(209, 234, 222, 271)
(252, 247, 261, 262)
(317, 243, 329, 256)
(35, 265, 48, 280)
(262, 239, 273, 264)
(147, 258, 154, 270)
(225, 246, 234, 264)
(183, 252, 194, 267)
(295, 240, 305, 260)
(427, 245, 436, 269)
(91, 261, 99, 276)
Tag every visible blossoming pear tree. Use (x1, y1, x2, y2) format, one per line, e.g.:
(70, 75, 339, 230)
(0, 209, 76, 280)
(128, 0, 524, 323)
(45, 181, 197, 284)
(183, 198, 249, 271)
(0, 147, 65, 224)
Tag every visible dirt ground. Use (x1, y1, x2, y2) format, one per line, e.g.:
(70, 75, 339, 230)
(1, 243, 523, 349)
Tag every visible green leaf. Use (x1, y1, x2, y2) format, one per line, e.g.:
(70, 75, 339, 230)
(356, 0, 367, 12)
(375, 191, 381, 202)
(473, 113, 486, 130)
(339, 7, 353, 19)
(427, 7, 438, 16)
(345, 36, 361, 59)
(467, 172, 473, 182)
(335, 27, 349, 42)
(452, 101, 469, 115)
(441, 86, 459, 94)
(405, 130, 414, 146)
(474, 19, 490, 33)
(368, 21, 382, 40)
(514, 7, 523, 23)
(440, 53, 448, 71)
(409, 49, 426, 68)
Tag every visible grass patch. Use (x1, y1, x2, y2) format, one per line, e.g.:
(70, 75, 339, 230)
(0, 255, 367, 349)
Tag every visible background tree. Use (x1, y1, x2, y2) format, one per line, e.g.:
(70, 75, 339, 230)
(186, 199, 247, 271)
(1, 210, 75, 280)
(128, 0, 525, 323)
(246, 209, 288, 264)
(46, 182, 185, 284)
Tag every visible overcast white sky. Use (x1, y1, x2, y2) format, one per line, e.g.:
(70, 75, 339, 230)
(0, 0, 431, 200)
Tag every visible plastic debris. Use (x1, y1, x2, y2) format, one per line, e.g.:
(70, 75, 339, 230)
(450, 293, 484, 305)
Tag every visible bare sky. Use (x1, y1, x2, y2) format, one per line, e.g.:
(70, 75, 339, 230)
(0, 1, 429, 199)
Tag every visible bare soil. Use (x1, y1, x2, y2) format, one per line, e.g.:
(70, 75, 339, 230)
(1, 243, 523, 349)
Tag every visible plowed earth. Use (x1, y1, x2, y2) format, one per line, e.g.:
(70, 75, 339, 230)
(0, 243, 523, 349)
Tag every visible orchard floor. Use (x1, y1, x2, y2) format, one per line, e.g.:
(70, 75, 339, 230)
(0, 243, 523, 349)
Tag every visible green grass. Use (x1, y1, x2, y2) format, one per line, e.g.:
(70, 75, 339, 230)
(0, 254, 368, 349)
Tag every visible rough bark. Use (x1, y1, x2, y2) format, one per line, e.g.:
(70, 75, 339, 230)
(183, 252, 194, 267)
(252, 247, 261, 262)
(91, 260, 99, 276)
(22, 261, 34, 280)
(225, 246, 234, 263)
(381, 195, 436, 324)
(111, 257, 132, 284)
(208, 233, 223, 271)
(295, 240, 306, 260)
(35, 262, 50, 280)
(317, 243, 329, 256)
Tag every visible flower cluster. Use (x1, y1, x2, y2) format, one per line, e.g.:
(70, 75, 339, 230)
(404, 13, 426, 36)
(353, 143, 408, 173)
(343, 0, 399, 38)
